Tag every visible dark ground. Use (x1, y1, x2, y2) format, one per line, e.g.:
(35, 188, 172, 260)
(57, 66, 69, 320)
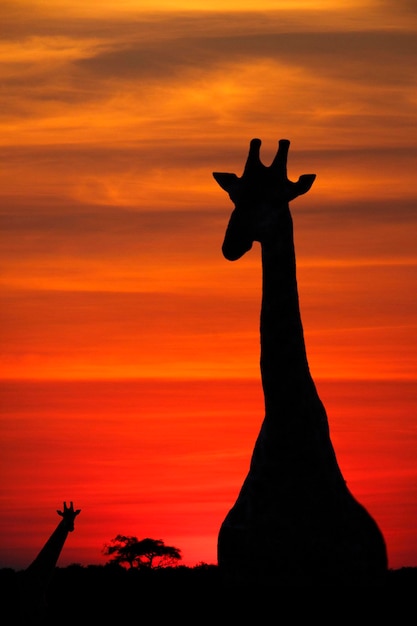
(2, 564, 417, 623)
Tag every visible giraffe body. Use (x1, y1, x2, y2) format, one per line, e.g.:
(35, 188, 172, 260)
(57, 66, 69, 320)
(213, 139, 387, 586)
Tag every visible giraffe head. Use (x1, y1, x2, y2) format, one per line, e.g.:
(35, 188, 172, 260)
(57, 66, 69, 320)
(213, 138, 316, 260)
(57, 501, 81, 532)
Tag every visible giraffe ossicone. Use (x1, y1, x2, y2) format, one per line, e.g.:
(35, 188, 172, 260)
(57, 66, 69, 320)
(214, 138, 388, 587)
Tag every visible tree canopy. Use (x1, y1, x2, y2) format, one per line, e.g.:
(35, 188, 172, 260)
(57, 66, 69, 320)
(103, 535, 182, 569)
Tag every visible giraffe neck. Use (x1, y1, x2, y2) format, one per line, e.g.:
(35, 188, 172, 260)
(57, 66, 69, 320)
(259, 204, 316, 415)
(25, 520, 70, 581)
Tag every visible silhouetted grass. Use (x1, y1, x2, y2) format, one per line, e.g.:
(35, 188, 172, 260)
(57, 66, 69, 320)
(2, 564, 416, 623)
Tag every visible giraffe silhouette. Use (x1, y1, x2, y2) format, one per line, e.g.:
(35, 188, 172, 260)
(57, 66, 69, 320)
(213, 138, 388, 587)
(18, 502, 81, 624)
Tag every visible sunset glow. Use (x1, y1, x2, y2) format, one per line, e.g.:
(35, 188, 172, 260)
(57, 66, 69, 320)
(1, 0, 416, 572)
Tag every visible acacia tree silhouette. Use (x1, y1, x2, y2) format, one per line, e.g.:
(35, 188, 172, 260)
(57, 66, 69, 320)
(103, 535, 182, 569)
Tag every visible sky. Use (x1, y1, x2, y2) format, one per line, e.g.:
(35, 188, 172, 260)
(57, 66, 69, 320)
(0, 0, 416, 572)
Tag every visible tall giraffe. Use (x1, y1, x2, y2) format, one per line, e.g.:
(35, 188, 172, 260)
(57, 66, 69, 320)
(213, 138, 388, 586)
(18, 501, 81, 624)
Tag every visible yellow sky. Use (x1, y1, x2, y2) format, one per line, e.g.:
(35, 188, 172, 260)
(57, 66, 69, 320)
(6, 1, 378, 14)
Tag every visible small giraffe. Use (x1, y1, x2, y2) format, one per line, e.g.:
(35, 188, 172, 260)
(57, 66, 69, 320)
(18, 502, 81, 624)
(213, 138, 388, 586)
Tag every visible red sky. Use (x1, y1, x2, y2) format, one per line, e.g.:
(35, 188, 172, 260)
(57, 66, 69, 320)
(1, 0, 416, 571)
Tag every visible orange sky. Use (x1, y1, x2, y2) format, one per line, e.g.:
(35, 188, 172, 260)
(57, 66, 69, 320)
(1, 0, 416, 571)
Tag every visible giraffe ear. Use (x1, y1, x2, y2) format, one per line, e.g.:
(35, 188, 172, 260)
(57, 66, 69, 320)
(213, 172, 239, 192)
(295, 174, 316, 195)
